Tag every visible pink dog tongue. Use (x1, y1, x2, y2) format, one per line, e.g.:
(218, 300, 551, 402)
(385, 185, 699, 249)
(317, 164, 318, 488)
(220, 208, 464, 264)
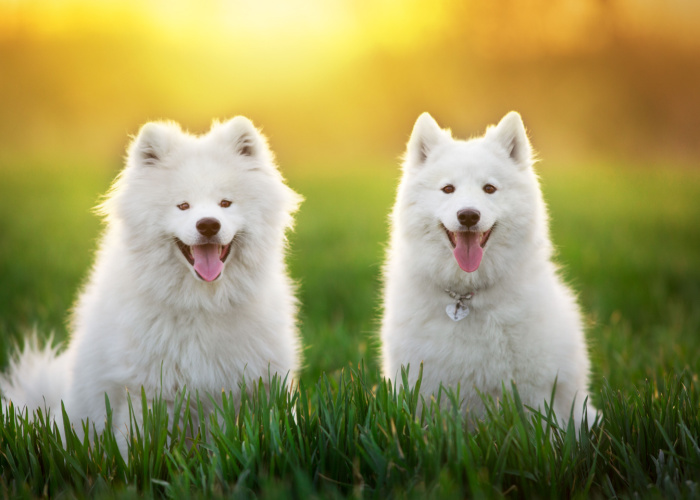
(192, 244, 223, 282)
(453, 232, 483, 273)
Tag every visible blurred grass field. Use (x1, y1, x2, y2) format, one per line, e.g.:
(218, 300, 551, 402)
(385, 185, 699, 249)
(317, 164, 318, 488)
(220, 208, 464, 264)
(1, 158, 698, 394)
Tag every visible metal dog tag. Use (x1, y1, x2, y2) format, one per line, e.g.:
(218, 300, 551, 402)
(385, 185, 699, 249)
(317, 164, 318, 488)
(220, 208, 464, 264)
(446, 302, 470, 321)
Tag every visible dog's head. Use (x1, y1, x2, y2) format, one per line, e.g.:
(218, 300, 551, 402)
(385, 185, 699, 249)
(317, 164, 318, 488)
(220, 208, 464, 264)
(396, 111, 546, 277)
(102, 117, 301, 288)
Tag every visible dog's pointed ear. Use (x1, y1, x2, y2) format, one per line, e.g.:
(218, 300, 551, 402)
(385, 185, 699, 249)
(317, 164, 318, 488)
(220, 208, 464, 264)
(405, 112, 451, 167)
(219, 116, 265, 158)
(487, 111, 532, 167)
(130, 121, 181, 167)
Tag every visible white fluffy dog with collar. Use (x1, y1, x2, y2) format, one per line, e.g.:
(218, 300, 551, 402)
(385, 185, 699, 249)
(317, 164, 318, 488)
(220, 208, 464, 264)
(1, 117, 302, 449)
(380, 112, 596, 429)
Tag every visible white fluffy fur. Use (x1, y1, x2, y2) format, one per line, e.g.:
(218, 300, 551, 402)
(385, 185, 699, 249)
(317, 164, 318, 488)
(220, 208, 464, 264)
(381, 112, 596, 429)
(0, 117, 302, 448)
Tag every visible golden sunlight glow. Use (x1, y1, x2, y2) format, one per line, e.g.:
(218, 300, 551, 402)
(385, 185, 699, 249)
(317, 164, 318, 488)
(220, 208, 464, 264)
(0, 0, 448, 57)
(0, 0, 698, 163)
(0, 0, 454, 97)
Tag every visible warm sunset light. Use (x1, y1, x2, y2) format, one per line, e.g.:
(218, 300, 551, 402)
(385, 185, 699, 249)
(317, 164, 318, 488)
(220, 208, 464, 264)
(1, 0, 699, 164)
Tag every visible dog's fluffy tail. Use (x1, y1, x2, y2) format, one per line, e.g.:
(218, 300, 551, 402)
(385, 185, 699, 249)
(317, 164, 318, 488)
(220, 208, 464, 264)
(0, 335, 71, 416)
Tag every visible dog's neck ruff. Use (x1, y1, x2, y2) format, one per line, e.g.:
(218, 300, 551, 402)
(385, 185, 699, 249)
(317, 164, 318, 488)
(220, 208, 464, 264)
(445, 288, 475, 321)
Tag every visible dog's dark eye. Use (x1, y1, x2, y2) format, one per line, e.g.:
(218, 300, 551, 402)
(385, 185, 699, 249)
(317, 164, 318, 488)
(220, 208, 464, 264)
(483, 184, 497, 194)
(220, 199, 232, 208)
(441, 184, 455, 194)
(177, 202, 190, 211)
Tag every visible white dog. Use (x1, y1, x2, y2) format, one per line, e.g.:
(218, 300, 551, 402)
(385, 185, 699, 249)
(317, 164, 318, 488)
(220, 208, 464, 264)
(1, 117, 302, 448)
(381, 112, 596, 429)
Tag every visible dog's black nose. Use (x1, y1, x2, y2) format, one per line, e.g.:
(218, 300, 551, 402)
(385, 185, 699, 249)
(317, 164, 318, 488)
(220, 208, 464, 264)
(196, 217, 221, 238)
(457, 209, 480, 227)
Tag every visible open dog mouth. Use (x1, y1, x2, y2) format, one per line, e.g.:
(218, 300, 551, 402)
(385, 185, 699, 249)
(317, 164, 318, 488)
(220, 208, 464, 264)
(176, 238, 232, 282)
(441, 223, 494, 273)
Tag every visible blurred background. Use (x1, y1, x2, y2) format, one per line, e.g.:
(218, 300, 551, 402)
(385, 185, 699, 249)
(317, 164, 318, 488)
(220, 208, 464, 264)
(1, 0, 699, 166)
(1, 0, 699, 385)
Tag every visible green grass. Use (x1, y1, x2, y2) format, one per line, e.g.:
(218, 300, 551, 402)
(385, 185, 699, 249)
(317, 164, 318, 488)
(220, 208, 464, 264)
(0, 157, 699, 498)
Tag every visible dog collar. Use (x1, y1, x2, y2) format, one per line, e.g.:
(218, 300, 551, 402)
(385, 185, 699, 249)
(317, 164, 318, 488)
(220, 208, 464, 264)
(445, 288, 475, 321)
